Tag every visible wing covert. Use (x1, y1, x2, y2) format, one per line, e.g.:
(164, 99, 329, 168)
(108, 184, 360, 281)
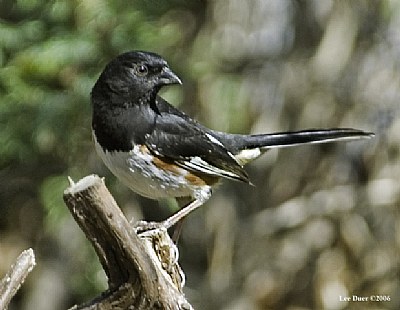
(144, 101, 250, 183)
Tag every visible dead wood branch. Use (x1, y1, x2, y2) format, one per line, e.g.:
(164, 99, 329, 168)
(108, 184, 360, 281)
(0, 248, 36, 310)
(63, 175, 192, 310)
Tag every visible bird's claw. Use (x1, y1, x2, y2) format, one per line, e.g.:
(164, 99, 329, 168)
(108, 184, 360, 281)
(134, 220, 165, 234)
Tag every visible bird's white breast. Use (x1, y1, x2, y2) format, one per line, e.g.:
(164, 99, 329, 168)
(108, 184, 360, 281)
(93, 134, 206, 199)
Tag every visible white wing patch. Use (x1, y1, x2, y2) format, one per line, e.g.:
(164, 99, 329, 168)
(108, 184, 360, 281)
(205, 132, 239, 164)
(180, 156, 240, 179)
(205, 132, 224, 147)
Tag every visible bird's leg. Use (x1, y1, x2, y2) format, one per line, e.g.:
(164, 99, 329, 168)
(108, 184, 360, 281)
(170, 197, 193, 243)
(171, 220, 184, 243)
(162, 193, 210, 230)
(135, 188, 211, 235)
(135, 199, 205, 234)
(162, 187, 212, 231)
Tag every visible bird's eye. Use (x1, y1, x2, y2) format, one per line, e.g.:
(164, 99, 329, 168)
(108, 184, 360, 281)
(135, 64, 148, 76)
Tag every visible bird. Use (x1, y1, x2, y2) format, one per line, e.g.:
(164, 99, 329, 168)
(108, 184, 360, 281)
(91, 51, 374, 234)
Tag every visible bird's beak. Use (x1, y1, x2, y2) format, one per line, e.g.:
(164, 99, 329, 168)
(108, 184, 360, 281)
(159, 66, 182, 85)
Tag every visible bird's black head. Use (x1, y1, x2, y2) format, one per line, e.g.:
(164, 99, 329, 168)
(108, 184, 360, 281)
(91, 51, 181, 105)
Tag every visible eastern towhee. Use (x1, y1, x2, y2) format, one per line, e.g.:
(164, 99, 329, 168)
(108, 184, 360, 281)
(91, 51, 374, 232)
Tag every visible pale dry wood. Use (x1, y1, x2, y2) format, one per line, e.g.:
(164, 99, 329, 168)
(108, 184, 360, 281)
(0, 248, 36, 310)
(63, 174, 192, 310)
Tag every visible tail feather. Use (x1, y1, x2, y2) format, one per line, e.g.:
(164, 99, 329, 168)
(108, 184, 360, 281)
(213, 128, 374, 165)
(241, 128, 374, 150)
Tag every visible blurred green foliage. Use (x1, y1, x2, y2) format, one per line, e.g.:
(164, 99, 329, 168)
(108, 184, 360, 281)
(0, 0, 399, 309)
(0, 1, 205, 308)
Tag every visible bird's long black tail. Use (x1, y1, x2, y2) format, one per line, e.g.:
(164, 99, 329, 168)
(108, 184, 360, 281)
(241, 128, 373, 150)
(215, 128, 374, 157)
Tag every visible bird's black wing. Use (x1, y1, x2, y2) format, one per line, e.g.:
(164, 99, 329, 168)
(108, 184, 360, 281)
(144, 97, 250, 183)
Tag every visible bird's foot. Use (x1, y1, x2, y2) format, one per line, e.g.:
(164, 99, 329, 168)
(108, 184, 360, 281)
(133, 197, 209, 235)
(134, 220, 165, 234)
